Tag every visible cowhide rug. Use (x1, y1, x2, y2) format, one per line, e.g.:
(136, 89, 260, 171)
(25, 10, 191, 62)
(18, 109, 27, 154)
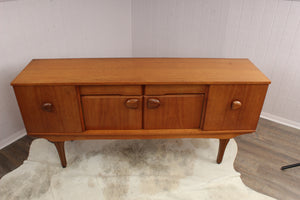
(0, 138, 275, 200)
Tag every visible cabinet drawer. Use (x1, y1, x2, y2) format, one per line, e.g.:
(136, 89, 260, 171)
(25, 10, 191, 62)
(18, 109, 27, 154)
(82, 96, 142, 130)
(80, 85, 142, 95)
(203, 84, 268, 130)
(144, 94, 205, 129)
(145, 85, 208, 95)
(13, 86, 83, 133)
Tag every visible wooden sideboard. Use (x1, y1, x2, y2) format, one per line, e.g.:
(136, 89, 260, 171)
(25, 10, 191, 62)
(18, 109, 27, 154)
(11, 58, 271, 167)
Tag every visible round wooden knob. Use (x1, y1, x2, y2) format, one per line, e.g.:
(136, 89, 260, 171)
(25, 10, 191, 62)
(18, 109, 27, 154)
(147, 98, 160, 109)
(231, 100, 242, 110)
(41, 103, 53, 112)
(125, 99, 139, 109)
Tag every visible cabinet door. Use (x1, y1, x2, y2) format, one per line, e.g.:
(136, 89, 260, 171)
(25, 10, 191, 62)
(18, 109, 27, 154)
(14, 86, 83, 133)
(203, 84, 268, 130)
(82, 96, 142, 130)
(144, 94, 205, 129)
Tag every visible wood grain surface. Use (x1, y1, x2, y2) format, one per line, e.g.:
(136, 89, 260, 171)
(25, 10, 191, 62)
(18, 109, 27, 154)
(204, 84, 269, 130)
(53, 142, 66, 168)
(13, 86, 83, 133)
(234, 118, 300, 200)
(145, 85, 208, 95)
(80, 85, 142, 95)
(11, 58, 271, 85)
(29, 129, 250, 141)
(81, 95, 143, 130)
(26, 127, 254, 141)
(0, 136, 35, 178)
(144, 94, 205, 129)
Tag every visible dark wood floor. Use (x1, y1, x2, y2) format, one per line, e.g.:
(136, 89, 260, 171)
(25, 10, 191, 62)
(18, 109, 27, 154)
(0, 135, 35, 178)
(234, 118, 300, 200)
(0, 118, 299, 199)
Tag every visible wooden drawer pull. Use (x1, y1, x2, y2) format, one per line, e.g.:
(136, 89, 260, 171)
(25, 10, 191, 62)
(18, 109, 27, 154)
(41, 103, 53, 112)
(231, 100, 242, 110)
(148, 98, 160, 109)
(125, 99, 139, 109)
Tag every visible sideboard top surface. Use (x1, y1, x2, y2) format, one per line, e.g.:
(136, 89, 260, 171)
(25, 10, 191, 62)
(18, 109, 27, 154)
(11, 58, 271, 86)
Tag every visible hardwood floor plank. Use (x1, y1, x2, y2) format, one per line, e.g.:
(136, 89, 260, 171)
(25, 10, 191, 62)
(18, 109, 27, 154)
(234, 118, 300, 200)
(0, 154, 15, 175)
(0, 136, 34, 178)
(240, 173, 300, 200)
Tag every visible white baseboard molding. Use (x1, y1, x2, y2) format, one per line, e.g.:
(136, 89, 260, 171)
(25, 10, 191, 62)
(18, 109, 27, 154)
(0, 128, 26, 150)
(260, 112, 300, 130)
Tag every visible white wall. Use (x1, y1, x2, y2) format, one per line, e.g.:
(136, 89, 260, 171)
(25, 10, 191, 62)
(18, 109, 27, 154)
(132, 0, 300, 129)
(0, 0, 132, 148)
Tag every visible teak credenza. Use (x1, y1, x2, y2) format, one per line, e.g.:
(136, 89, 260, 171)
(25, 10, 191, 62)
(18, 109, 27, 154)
(11, 58, 271, 167)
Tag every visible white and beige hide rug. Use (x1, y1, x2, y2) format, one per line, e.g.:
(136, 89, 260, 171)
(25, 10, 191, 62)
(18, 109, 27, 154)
(0, 138, 275, 200)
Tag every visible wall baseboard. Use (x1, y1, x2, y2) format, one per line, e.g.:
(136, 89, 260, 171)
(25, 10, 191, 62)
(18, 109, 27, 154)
(260, 112, 300, 130)
(0, 128, 26, 150)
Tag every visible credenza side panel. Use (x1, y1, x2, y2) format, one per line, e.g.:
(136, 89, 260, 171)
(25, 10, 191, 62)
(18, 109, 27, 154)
(14, 86, 83, 133)
(203, 84, 268, 131)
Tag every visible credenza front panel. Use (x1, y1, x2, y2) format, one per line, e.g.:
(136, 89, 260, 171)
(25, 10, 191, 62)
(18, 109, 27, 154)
(144, 85, 208, 95)
(80, 85, 142, 95)
(203, 84, 269, 131)
(14, 86, 83, 133)
(144, 94, 205, 129)
(82, 95, 143, 130)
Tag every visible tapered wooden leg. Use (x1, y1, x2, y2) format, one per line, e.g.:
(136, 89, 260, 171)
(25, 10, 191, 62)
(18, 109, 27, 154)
(216, 139, 230, 164)
(53, 141, 67, 168)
